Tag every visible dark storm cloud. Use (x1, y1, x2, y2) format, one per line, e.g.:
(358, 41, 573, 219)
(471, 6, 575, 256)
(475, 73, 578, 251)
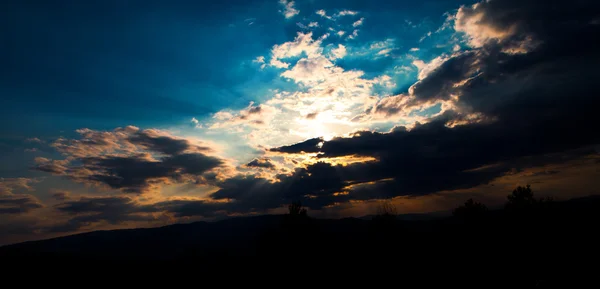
(409, 51, 478, 102)
(164, 153, 224, 175)
(269, 137, 323, 153)
(82, 155, 176, 193)
(245, 158, 276, 169)
(77, 153, 223, 194)
(33, 128, 225, 194)
(128, 130, 211, 155)
(214, 162, 344, 201)
(155, 162, 347, 217)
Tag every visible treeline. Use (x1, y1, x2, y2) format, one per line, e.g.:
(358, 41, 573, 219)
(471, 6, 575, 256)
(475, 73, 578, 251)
(253, 185, 598, 286)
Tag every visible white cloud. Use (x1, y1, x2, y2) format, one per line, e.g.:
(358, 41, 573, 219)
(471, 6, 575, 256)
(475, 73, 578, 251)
(368, 39, 395, 56)
(208, 29, 397, 148)
(336, 10, 358, 17)
(253, 56, 265, 63)
(206, 26, 447, 152)
(337, 31, 346, 37)
(353, 17, 364, 27)
(377, 48, 392, 56)
(316, 9, 332, 20)
(270, 59, 290, 69)
(253, 56, 267, 69)
(410, 47, 419, 51)
(347, 29, 359, 40)
(374, 75, 395, 88)
(412, 55, 448, 80)
(210, 102, 278, 129)
(191, 117, 202, 128)
(394, 65, 414, 74)
(419, 31, 432, 42)
(25, 138, 43, 143)
(329, 44, 347, 60)
(213, 111, 234, 120)
(281, 56, 337, 84)
(270, 32, 326, 69)
(296, 22, 308, 29)
(308, 22, 319, 28)
(279, 0, 299, 19)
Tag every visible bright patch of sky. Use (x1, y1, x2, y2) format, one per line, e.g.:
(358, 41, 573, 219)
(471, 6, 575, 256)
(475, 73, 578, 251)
(2, 0, 478, 172)
(178, 1, 475, 165)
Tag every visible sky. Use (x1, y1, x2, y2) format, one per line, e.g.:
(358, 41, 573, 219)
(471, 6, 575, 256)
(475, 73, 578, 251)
(1, 0, 600, 244)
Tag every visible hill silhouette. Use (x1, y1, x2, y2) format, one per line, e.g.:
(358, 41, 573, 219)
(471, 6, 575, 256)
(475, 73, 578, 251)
(1, 188, 599, 285)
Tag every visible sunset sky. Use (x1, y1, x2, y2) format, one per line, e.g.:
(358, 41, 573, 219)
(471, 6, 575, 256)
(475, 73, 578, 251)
(1, 0, 599, 244)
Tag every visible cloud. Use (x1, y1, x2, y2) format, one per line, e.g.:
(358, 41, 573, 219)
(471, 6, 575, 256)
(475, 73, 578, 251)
(281, 56, 337, 84)
(377, 49, 392, 56)
(253, 56, 267, 69)
(209, 102, 278, 129)
(33, 157, 69, 174)
(296, 22, 308, 30)
(3, 0, 599, 238)
(270, 32, 325, 68)
(308, 22, 319, 28)
(316, 9, 331, 20)
(455, 0, 536, 53)
(353, 18, 364, 27)
(245, 158, 276, 169)
(269, 137, 323, 154)
(191, 117, 202, 128)
(167, 161, 347, 215)
(305, 112, 318, 120)
(0, 195, 44, 214)
(265, 0, 600, 202)
(347, 29, 359, 40)
(253, 56, 265, 64)
(128, 129, 212, 155)
(0, 178, 43, 214)
(50, 196, 158, 232)
(206, 29, 389, 150)
(279, 0, 299, 19)
(270, 112, 599, 200)
(51, 190, 71, 201)
(33, 127, 226, 194)
(369, 39, 395, 55)
(336, 10, 358, 17)
(410, 48, 419, 52)
(0, 178, 37, 195)
(25, 138, 43, 143)
(329, 44, 347, 60)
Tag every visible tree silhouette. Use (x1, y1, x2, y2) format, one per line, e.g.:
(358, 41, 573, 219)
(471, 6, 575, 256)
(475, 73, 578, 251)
(453, 198, 488, 219)
(288, 201, 307, 216)
(373, 199, 397, 220)
(505, 185, 536, 210)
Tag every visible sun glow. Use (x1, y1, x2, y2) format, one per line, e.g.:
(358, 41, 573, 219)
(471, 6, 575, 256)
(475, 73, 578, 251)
(290, 111, 359, 141)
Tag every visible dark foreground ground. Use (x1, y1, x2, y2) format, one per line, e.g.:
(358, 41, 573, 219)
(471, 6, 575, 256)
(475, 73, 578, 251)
(1, 195, 599, 286)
